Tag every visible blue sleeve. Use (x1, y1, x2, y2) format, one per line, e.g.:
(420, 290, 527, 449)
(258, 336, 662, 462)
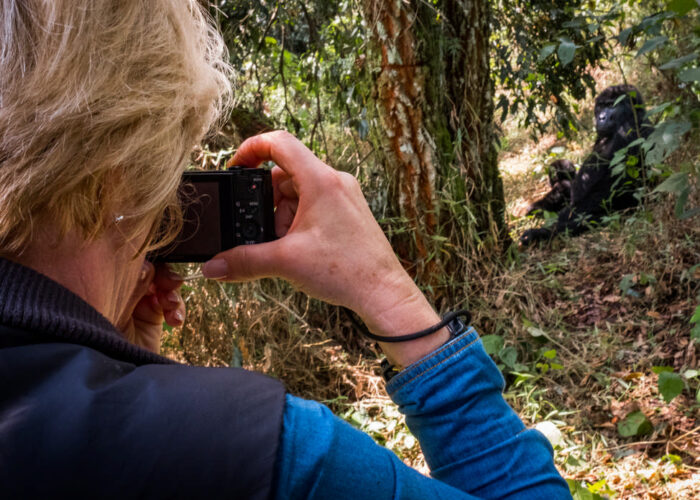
(274, 328, 572, 500)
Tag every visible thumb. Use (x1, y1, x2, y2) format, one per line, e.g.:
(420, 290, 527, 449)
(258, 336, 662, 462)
(201, 241, 283, 282)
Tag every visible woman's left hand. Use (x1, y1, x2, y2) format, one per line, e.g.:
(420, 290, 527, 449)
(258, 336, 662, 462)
(118, 262, 186, 353)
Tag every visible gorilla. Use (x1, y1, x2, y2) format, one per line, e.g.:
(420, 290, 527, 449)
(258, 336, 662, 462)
(521, 85, 651, 247)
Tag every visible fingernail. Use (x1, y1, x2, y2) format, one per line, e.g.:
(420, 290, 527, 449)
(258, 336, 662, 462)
(173, 310, 185, 323)
(166, 291, 179, 304)
(202, 259, 228, 279)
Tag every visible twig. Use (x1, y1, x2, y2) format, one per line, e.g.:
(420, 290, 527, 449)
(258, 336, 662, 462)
(603, 439, 668, 451)
(257, 288, 324, 335)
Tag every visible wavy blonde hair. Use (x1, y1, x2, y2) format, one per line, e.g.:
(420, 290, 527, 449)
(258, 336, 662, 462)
(0, 0, 232, 255)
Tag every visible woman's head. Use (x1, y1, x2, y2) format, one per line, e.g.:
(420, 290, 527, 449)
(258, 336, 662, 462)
(0, 0, 232, 255)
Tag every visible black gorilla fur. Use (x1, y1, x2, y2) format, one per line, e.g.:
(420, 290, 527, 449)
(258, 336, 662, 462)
(525, 159, 576, 216)
(521, 85, 651, 247)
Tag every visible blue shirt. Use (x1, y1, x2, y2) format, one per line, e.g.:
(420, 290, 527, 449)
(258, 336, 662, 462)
(275, 328, 572, 499)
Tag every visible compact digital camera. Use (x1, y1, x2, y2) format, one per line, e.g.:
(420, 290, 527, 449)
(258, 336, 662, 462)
(153, 166, 276, 263)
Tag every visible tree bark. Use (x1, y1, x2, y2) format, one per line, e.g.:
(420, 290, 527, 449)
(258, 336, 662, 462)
(361, 1, 440, 281)
(437, 0, 506, 243)
(362, 0, 507, 290)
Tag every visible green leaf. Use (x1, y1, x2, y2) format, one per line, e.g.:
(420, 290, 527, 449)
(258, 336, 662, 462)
(652, 366, 674, 374)
(499, 346, 519, 369)
(264, 36, 278, 46)
(691, 323, 700, 342)
(527, 326, 547, 338)
(230, 346, 243, 368)
(618, 28, 633, 46)
(636, 36, 669, 57)
(645, 102, 672, 117)
(658, 372, 684, 403)
(668, 0, 699, 16)
(679, 67, 700, 82)
(613, 93, 629, 106)
(663, 453, 683, 465)
(539, 44, 556, 62)
(659, 53, 698, 70)
(558, 40, 577, 66)
(619, 274, 636, 294)
(589, 479, 614, 496)
(691, 305, 700, 323)
(481, 335, 504, 355)
(543, 349, 557, 359)
(646, 121, 692, 164)
(654, 172, 690, 195)
(618, 411, 653, 437)
(567, 479, 606, 500)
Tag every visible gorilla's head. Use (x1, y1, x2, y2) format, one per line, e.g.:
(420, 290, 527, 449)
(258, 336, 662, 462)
(594, 85, 645, 137)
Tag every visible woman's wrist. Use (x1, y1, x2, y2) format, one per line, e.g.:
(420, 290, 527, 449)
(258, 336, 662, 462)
(356, 276, 450, 368)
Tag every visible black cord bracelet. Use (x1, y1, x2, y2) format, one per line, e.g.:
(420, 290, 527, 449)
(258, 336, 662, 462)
(344, 308, 471, 343)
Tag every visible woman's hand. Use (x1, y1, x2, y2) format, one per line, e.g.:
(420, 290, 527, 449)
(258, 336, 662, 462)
(202, 131, 448, 367)
(118, 262, 186, 354)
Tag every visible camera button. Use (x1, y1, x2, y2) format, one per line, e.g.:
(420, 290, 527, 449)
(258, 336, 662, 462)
(242, 222, 259, 239)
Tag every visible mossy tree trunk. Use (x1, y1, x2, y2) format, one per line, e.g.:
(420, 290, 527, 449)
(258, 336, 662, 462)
(362, 0, 507, 293)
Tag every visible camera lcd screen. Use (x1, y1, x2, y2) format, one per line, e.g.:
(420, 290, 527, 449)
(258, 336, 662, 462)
(174, 181, 222, 257)
(151, 168, 274, 263)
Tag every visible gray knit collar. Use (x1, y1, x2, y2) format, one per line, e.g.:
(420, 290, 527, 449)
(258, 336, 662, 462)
(0, 257, 174, 365)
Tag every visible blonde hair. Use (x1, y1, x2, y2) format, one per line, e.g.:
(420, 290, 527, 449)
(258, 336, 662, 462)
(0, 0, 232, 255)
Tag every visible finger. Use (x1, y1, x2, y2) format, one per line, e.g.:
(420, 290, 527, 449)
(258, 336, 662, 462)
(276, 178, 296, 199)
(271, 165, 290, 186)
(157, 288, 183, 313)
(271, 166, 296, 205)
(228, 131, 329, 181)
(275, 197, 298, 237)
(131, 294, 163, 326)
(201, 239, 285, 282)
(152, 263, 185, 292)
(163, 302, 186, 327)
(141, 288, 185, 327)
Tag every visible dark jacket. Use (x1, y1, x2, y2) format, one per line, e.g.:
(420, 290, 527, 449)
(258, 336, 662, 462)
(0, 258, 285, 499)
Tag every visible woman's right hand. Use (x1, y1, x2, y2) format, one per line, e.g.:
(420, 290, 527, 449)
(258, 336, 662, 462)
(203, 131, 448, 366)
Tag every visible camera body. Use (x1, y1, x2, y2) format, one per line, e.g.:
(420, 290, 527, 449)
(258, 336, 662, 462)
(154, 166, 276, 263)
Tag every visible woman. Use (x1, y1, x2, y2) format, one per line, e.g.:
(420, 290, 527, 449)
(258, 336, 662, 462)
(0, 1, 570, 499)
